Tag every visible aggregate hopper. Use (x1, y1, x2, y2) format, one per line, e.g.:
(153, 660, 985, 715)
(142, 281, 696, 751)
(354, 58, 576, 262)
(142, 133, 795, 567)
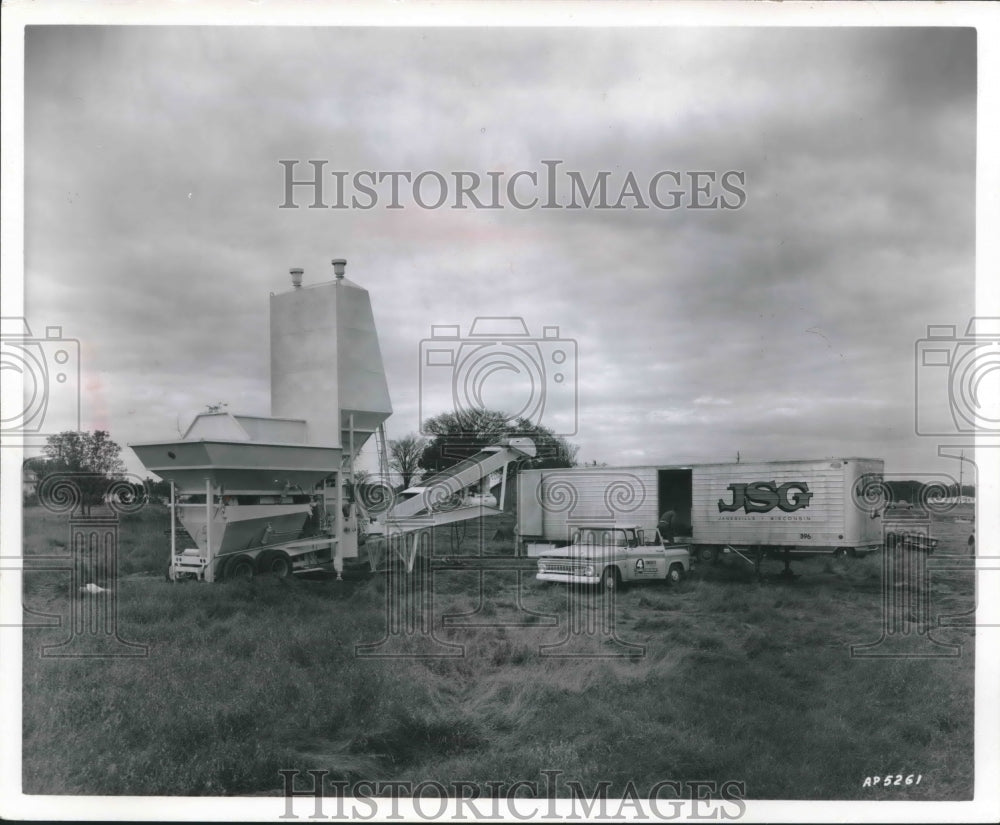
(131, 412, 344, 580)
(130, 259, 392, 581)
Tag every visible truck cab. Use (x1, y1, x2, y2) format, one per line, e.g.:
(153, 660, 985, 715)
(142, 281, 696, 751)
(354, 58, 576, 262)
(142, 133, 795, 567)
(535, 524, 692, 591)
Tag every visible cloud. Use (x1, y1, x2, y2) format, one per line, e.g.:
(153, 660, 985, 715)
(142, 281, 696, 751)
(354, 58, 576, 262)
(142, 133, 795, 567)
(21, 26, 976, 477)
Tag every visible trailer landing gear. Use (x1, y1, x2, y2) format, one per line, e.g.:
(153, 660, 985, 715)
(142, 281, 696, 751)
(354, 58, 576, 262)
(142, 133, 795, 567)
(725, 545, 798, 582)
(777, 548, 798, 581)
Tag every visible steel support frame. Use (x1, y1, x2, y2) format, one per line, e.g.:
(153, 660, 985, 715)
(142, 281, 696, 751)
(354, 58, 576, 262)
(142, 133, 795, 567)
(168, 480, 177, 581)
(204, 478, 215, 582)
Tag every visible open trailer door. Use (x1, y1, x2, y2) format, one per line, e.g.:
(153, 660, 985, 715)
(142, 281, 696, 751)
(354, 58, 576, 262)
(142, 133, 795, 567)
(657, 468, 693, 537)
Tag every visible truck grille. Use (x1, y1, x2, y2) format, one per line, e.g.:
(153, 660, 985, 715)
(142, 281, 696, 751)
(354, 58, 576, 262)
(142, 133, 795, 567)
(541, 562, 584, 574)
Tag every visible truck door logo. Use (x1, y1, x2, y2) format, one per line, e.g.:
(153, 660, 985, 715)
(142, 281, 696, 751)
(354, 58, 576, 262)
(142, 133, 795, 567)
(718, 481, 813, 514)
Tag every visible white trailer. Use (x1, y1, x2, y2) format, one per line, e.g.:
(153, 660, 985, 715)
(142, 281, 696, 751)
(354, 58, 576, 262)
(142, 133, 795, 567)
(517, 458, 885, 573)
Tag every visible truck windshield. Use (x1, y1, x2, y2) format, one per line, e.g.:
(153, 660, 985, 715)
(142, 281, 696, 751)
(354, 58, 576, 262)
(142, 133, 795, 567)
(572, 529, 631, 547)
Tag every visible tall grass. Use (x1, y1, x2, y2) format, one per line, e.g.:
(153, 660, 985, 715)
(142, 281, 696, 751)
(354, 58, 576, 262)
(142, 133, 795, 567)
(21, 506, 975, 799)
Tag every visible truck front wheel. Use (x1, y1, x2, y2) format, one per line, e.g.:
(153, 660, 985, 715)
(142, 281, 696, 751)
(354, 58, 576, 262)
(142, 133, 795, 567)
(600, 566, 621, 593)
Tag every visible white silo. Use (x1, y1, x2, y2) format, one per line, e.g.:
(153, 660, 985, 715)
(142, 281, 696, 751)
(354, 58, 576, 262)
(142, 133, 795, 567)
(270, 258, 392, 452)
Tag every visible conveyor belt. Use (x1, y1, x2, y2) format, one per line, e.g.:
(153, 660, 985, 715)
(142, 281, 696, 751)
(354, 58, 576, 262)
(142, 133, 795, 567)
(384, 438, 535, 522)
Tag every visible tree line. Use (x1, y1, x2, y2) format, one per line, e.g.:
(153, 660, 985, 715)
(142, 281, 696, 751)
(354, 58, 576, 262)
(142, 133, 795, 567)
(23, 409, 580, 509)
(26, 422, 976, 512)
(881, 479, 975, 507)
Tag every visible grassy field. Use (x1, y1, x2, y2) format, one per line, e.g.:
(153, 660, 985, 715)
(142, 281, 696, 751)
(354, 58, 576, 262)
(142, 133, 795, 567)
(21, 504, 975, 800)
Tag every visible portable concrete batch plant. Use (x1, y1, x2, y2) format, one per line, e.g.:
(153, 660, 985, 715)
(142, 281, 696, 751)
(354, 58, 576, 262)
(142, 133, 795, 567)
(131, 259, 535, 582)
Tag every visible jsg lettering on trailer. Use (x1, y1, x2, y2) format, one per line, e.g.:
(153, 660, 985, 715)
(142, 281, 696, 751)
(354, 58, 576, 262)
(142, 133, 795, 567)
(717, 481, 813, 514)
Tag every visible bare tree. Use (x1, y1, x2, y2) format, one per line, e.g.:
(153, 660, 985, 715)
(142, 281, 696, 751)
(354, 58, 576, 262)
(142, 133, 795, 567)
(389, 434, 428, 489)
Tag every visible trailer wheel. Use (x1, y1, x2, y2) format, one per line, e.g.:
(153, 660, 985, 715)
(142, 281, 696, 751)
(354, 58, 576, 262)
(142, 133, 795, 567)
(697, 546, 718, 564)
(667, 563, 685, 585)
(258, 550, 293, 579)
(600, 566, 621, 593)
(165, 565, 173, 583)
(227, 555, 255, 581)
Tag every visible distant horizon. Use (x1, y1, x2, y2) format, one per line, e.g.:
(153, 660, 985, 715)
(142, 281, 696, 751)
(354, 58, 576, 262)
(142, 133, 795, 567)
(19, 441, 982, 500)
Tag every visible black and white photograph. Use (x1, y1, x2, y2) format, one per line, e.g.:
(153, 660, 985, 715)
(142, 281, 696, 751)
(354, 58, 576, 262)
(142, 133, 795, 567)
(2, 1, 998, 822)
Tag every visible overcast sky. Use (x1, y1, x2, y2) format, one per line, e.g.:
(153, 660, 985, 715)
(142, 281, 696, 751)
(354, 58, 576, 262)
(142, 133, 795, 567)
(22, 25, 978, 483)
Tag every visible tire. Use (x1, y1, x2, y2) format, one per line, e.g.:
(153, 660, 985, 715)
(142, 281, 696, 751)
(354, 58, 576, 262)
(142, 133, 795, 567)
(599, 566, 621, 593)
(833, 548, 847, 560)
(258, 550, 294, 579)
(165, 564, 173, 583)
(227, 555, 255, 581)
(698, 546, 717, 564)
(667, 563, 684, 585)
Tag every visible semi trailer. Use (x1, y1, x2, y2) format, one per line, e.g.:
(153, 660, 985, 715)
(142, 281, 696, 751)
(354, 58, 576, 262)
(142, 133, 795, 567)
(517, 457, 886, 572)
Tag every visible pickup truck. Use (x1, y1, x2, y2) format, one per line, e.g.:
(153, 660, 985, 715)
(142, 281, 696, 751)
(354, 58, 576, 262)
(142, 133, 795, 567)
(535, 524, 692, 591)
